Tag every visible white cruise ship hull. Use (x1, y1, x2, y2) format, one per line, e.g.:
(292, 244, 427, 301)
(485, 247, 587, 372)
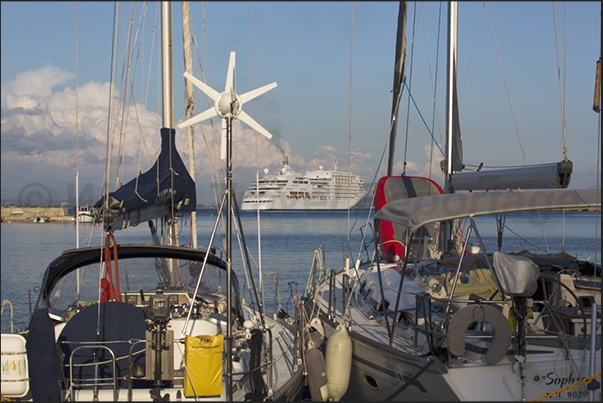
(241, 191, 367, 211)
(241, 157, 367, 211)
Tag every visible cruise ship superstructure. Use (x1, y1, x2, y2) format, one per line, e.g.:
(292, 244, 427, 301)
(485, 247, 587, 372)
(241, 157, 367, 210)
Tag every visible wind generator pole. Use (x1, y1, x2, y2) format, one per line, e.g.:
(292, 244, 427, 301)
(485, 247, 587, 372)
(226, 116, 234, 401)
(177, 52, 277, 400)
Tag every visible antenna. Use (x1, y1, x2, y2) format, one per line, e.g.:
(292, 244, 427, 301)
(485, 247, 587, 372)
(178, 51, 276, 159)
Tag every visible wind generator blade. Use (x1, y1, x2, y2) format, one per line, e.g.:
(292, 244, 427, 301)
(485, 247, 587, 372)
(220, 119, 228, 160)
(178, 107, 218, 129)
(238, 110, 273, 140)
(183, 71, 220, 100)
(225, 51, 236, 94)
(239, 82, 278, 105)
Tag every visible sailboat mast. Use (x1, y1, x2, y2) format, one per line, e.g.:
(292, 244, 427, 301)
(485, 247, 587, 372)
(387, 1, 408, 177)
(182, 2, 197, 249)
(444, 1, 458, 194)
(160, 2, 181, 286)
(161, 2, 173, 129)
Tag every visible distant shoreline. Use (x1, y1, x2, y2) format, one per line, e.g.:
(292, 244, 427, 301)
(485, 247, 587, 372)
(1, 205, 599, 223)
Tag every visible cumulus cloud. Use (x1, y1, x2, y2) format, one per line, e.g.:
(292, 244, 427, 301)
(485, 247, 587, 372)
(1, 66, 73, 104)
(1, 65, 431, 205)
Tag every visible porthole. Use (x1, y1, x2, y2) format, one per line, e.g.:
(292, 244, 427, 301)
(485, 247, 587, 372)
(364, 374, 379, 390)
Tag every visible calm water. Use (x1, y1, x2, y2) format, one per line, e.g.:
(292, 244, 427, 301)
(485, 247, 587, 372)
(1, 209, 600, 333)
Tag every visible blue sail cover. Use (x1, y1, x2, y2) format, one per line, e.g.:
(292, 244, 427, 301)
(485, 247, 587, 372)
(94, 128, 196, 230)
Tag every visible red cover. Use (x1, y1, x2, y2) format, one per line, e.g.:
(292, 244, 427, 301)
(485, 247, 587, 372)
(374, 176, 443, 262)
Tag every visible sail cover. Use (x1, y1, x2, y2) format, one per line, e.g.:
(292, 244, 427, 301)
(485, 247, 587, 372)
(94, 128, 196, 230)
(375, 189, 600, 235)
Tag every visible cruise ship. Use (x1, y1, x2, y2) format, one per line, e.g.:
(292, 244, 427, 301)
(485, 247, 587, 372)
(241, 157, 367, 211)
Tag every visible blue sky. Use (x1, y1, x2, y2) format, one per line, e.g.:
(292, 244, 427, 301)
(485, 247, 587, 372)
(1, 1, 601, 206)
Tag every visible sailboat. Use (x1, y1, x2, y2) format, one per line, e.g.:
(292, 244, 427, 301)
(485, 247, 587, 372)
(302, 2, 601, 401)
(0, 3, 304, 401)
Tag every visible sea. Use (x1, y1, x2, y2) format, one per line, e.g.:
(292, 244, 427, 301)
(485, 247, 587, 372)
(1, 209, 600, 334)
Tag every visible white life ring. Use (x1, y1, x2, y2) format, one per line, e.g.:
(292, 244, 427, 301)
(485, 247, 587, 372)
(447, 304, 511, 365)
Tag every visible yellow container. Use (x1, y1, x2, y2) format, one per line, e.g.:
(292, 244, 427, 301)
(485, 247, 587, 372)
(183, 334, 224, 397)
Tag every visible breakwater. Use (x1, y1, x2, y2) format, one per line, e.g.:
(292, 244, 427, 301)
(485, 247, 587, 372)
(1, 207, 75, 223)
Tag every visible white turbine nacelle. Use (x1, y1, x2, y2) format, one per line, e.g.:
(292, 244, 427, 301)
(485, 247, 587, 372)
(216, 92, 241, 118)
(178, 51, 276, 160)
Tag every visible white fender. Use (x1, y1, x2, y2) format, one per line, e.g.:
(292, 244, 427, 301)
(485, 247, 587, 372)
(325, 323, 352, 400)
(305, 340, 329, 401)
(306, 317, 325, 348)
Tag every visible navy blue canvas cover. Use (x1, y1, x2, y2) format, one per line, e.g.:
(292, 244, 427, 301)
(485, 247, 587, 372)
(27, 308, 62, 401)
(94, 128, 196, 229)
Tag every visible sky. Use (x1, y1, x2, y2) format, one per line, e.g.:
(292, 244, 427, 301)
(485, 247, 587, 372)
(1, 1, 601, 207)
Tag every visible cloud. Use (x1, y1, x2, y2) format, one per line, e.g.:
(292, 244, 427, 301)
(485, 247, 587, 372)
(2, 65, 432, 205)
(1, 65, 73, 104)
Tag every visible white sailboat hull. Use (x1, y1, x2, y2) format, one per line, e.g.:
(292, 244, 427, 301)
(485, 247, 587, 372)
(309, 270, 601, 401)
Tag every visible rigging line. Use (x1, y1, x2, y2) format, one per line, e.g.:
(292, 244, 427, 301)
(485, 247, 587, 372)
(484, 2, 527, 165)
(199, 3, 225, 238)
(402, 80, 444, 157)
(552, 2, 568, 160)
(402, 2, 421, 175)
(103, 2, 119, 217)
(348, 2, 354, 238)
(75, 1, 79, 249)
(138, 3, 159, 167)
(189, 6, 222, 213)
(426, 1, 442, 180)
(199, 1, 224, 214)
(596, 104, 601, 267)
(464, 161, 567, 169)
(114, 2, 137, 190)
(459, 2, 485, 106)
(485, 2, 550, 251)
(251, 1, 265, 313)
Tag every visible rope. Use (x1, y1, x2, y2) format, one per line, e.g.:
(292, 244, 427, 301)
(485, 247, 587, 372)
(1, 300, 14, 334)
(552, 3, 568, 160)
(426, 2, 442, 180)
(402, 80, 444, 157)
(459, 3, 485, 105)
(347, 2, 354, 235)
(102, 2, 119, 223)
(101, 233, 121, 302)
(484, 3, 551, 252)
(402, 2, 420, 174)
(114, 2, 137, 191)
(75, 2, 80, 241)
(484, 3, 527, 165)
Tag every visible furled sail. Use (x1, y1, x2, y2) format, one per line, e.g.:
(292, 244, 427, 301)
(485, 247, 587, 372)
(387, 1, 408, 176)
(445, 2, 464, 175)
(94, 128, 196, 231)
(449, 77, 464, 172)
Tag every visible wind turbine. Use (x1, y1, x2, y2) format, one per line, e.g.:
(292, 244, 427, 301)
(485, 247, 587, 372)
(177, 52, 275, 398)
(178, 51, 276, 160)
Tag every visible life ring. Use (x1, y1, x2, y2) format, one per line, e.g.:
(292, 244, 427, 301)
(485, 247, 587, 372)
(447, 304, 511, 365)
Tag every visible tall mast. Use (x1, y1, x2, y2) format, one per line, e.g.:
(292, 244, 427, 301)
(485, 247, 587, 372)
(387, 1, 408, 176)
(444, 1, 459, 194)
(161, 2, 173, 129)
(161, 2, 180, 284)
(182, 1, 197, 249)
